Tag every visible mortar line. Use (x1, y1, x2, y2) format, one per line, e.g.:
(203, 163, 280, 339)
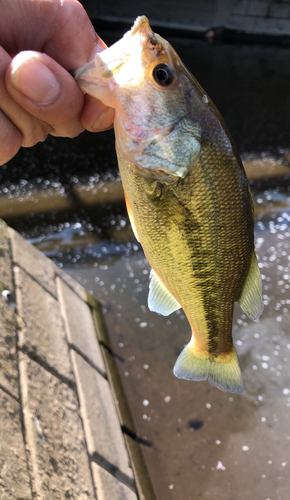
(17, 349, 43, 499)
(0, 383, 20, 403)
(19, 345, 77, 392)
(10, 259, 58, 301)
(10, 244, 42, 499)
(9, 225, 84, 304)
(56, 271, 89, 304)
(11, 255, 91, 307)
(68, 342, 108, 380)
(56, 276, 99, 500)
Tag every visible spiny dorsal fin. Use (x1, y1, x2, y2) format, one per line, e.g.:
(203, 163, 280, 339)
(148, 269, 181, 316)
(238, 251, 264, 321)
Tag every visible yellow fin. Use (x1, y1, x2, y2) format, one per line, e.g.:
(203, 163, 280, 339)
(238, 251, 263, 321)
(148, 270, 181, 316)
(173, 336, 244, 393)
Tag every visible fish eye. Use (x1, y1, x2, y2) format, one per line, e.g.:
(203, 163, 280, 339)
(152, 63, 175, 87)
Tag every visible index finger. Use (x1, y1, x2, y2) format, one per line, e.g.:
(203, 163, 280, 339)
(0, 0, 106, 69)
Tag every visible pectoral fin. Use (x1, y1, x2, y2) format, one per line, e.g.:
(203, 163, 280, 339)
(148, 269, 181, 316)
(238, 251, 264, 321)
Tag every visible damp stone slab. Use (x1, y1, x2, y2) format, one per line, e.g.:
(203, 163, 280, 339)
(0, 221, 13, 292)
(92, 463, 138, 500)
(19, 354, 96, 499)
(70, 350, 135, 482)
(0, 220, 139, 500)
(0, 298, 19, 399)
(57, 277, 106, 374)
(0, 391, 31, 500)
(15, 266, 74, 384)
(9, 227, 57, 298)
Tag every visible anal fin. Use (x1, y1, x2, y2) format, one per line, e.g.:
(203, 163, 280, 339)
(238, 251, 263, 321)
(148, 269, 181, 316)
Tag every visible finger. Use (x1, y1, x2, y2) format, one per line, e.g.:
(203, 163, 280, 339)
(81, 94, 115, 132)
(43, 0, 107, 69)
(0, 0, 106, 70)
(6, 51, 85, 138)
(0, 110, 22, 165)
(0, 46, 51, 150)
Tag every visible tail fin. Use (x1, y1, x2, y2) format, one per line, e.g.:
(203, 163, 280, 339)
(173, 336, 244, 394)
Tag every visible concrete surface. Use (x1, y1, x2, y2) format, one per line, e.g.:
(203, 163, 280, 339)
(81, 0, 290, 37)
(0, 219, 139, 499)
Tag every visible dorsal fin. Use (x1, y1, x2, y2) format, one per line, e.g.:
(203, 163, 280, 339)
(238, 251, 263, 321)
(148, 269, 181, 316)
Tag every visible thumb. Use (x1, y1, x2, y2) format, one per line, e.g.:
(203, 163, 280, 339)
(5, 51, 85, 140)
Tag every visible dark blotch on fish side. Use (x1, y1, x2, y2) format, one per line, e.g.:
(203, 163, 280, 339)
(188, 419, 204, 431)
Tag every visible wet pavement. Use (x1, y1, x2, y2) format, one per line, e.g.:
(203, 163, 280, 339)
(2, 33, 290, 500)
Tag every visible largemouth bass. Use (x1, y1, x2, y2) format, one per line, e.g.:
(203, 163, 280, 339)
(75, 16, 263, 393)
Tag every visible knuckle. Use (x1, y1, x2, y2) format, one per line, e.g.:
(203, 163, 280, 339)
(65, 124, 85, 138)
(21, 119, 52, 147)
(0, 112, 22, 165)
(50, 120, 84, 139)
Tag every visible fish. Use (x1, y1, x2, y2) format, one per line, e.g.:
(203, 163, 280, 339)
(74, 16, 263, 393)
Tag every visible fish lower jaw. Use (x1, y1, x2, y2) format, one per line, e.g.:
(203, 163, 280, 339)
(75, 75, 109, 101)
(74, 61, 119, 102)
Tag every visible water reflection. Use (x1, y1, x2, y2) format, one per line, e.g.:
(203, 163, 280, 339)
(2, 34, 290, 500)
(61, 200, 290, 499)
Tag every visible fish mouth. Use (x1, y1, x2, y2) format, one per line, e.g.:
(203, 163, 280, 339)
(129, 15, 150, 37)
(97, 16, 153, 79)
(74, 16, 162, 99)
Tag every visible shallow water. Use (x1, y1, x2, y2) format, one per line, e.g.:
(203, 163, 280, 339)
(2, 33, 290, 500)
(61, 204, 290, 500)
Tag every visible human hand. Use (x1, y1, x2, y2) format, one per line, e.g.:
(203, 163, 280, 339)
(0, 0, 115, 166)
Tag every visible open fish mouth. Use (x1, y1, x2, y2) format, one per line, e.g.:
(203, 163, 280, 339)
(129, 15, 150, 37)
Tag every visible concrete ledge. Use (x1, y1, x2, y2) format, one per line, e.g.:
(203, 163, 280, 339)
(81, 0, 290, 37)
(0, 220, 143, 500)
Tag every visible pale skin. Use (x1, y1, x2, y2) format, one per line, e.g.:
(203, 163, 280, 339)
(0, 0, 115, 166)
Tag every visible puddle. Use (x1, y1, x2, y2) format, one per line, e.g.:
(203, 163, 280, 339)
(2, 34, 290, 500)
